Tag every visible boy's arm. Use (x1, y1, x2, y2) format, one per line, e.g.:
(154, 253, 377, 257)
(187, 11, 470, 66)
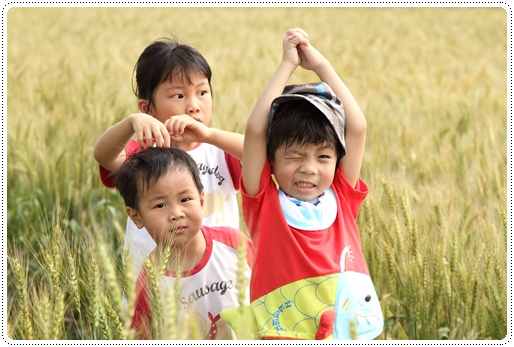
(94, 113, 170, 172)
(298, 41, 367, 188)
(242, 32, 306, 196)
(317, 63, 366, 188)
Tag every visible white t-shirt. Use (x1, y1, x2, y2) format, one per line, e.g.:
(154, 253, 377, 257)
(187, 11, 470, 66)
(131, 226, 253, 340)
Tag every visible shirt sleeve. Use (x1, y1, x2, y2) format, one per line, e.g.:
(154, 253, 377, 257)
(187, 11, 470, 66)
(207, 225, 253, 266)
(240, 160, 274, 240)
(98, 139, 141, 188)
(224, 152, 242, 191)
(334, 166, 368, 220)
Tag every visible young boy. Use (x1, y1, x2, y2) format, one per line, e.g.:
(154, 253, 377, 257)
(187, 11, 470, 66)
(115, 147, 252, 339)
(240, 28, 383, 339)
(94, 37, 243, 281)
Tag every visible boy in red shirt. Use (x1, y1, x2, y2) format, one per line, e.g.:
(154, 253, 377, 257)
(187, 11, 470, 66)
(240, 28, 383, 340)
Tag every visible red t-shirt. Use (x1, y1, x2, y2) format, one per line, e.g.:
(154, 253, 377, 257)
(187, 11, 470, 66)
(242, 160, 368, 302)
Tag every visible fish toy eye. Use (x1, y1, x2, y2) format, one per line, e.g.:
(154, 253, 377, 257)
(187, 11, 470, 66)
(358, 292, 374, 306)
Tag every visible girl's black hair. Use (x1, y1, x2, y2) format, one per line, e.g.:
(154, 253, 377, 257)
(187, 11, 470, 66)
(267, 99, 344, 165)
(115, 147, 203, 211)
(133, 36, 213, 113)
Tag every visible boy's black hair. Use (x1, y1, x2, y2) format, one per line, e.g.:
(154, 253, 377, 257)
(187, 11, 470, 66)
(267, 99, 344, 165)
(115, 147, 204, 211)
(133, 36, 213, 113)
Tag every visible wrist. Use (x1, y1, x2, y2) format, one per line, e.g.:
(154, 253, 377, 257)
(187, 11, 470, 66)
(279, 60, 298, 74)
(312, 58, 331, 76)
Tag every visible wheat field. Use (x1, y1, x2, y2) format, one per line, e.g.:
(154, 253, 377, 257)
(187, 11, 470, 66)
(6, 6, 508, 340)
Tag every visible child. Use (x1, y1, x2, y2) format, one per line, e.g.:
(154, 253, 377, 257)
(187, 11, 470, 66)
(115, 147, 252, 339)
(240, 28, 383, 339)
(94, 37, 243, 280)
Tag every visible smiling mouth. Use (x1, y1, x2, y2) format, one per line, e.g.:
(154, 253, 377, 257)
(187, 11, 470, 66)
(295, 182, 316, 188)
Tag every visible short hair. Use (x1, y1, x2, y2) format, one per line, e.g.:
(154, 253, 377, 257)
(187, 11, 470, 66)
(267, 99, 344, 164)
(133, 36, 213, 113)
(115, 147, 203, 211)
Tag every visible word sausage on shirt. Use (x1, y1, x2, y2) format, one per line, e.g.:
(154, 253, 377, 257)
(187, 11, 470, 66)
(180, 280, 235, 310)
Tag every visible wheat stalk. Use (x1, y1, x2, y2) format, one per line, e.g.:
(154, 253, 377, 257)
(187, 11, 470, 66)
(98, 243, 123, 314)
(10, 256, 34, 339)
(33, 289, 51, 340)
(50, 287, 65, 339)
(66, 254, 81, 313)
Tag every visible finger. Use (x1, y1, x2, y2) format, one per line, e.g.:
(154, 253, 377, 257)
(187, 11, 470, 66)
(161, 120, 171, 146)
(135, 128, 145, 149)
(153, 128, 165, 148)
(142, 127, 154, 148)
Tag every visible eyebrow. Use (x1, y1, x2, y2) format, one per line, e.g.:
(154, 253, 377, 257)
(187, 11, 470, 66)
(163, 79, 209, 91)
(146, 188, 195, 203)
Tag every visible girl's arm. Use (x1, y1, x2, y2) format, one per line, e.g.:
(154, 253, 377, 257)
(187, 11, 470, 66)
(165, 115, 244, 160)
(94, 113, 170, 172)
(204, 129, 244, 161)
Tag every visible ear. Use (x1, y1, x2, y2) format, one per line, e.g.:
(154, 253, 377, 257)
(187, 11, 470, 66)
(138, 99, 150, 114)
(126, 207, 145, 229)
(199, 191, 205, 208)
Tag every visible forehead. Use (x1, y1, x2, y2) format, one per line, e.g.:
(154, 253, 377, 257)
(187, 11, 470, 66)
(281, 140, 336, 153)
(163, 69, 209, 86)
(140, 168, 195, 193)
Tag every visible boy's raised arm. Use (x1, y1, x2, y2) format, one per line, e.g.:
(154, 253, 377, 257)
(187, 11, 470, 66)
(298, 39, 367, 188)
(315, 63, 366, 188)
(242, 32, 306, 196)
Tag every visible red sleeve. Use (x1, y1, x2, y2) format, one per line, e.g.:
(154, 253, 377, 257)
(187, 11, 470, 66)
(98, 140, 142, 188)
(224, 152, 241, 191)
(130, 269, 151, 340)
(333, 166, 368, 220)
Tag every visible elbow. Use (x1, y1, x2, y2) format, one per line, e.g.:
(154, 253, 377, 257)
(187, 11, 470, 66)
(354, 110, 367, 135)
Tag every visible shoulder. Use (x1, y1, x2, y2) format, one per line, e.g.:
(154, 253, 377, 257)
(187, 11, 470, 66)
(203, 226, 252, 249)
(333, 165, 368, 197)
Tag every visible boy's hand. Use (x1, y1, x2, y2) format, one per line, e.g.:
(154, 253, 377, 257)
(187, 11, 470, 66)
(164, 115, 211, 144)
(286, 28, 326, 73)
(282, 28, 309, 67)
(130, 113, 171, 149)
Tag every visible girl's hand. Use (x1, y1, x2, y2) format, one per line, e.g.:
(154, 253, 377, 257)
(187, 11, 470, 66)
(130, 113, 171, 149)
(164, 115, 211, 144)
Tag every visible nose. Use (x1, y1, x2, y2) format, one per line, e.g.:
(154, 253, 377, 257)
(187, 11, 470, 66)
(298, 158, 317, 175)
(168, 205, 185, 221)
(187, 96, 200, 115)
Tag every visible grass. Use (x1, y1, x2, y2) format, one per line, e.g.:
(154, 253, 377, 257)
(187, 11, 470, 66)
(6, 6, 508, 340)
